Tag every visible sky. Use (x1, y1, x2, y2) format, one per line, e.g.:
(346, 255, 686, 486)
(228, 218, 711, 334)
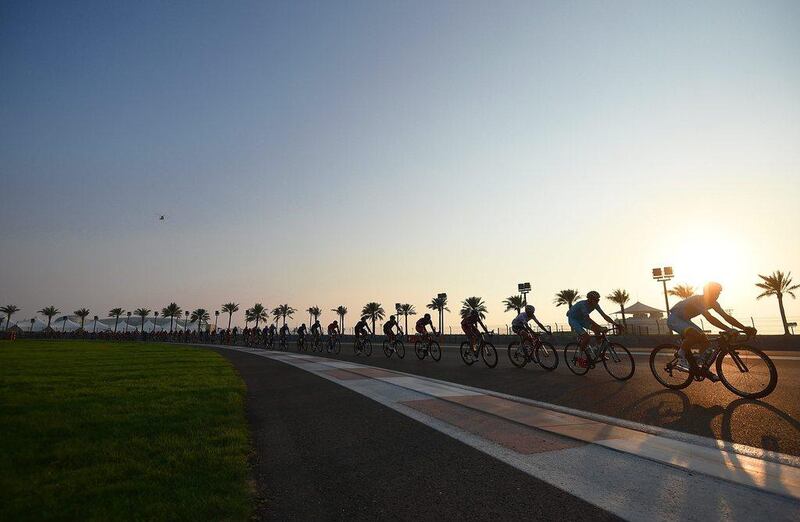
(1, 0, 799, 331)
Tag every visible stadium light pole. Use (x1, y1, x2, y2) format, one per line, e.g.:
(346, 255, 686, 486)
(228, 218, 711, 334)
(437, 292, 447, 334)
(518, 282, 531, 305)
(652, 267, 674, 333)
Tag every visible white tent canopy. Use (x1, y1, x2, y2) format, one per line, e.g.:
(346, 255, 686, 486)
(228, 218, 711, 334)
(11, 317, 48, 331)
(55, 317, 82, 332)
(85, 319, 111, 332)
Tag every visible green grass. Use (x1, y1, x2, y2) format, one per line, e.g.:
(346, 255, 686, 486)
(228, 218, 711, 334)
(0, 340, 252, 521)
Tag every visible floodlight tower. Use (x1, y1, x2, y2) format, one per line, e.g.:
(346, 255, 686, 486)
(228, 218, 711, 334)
(652, 266, 675, 323)
(518, 282, 532, 305)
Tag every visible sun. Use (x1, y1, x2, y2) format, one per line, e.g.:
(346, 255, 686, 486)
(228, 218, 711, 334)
(668, 236, 747, 291)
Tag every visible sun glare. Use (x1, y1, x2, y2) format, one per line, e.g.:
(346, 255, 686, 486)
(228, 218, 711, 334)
(668, 236, 747, 291)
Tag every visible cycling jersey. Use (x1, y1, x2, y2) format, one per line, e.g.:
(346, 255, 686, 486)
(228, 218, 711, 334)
(383, 320, 397, 334)
(670, 295, 721, 320)
(415, 317, 433, 332)
(566, 300, 604, 322)
(311, 322, 321, 333)
(327, 323, 338, 334)
(461, 314, 479, 328)
(297, 326, 307, 335)
(511, 312, 531, 330)
(355, 320, 368, 333)
(268, 325, 276, 335)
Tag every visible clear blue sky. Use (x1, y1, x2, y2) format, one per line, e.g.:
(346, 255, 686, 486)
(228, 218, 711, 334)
(1, 1, 799, 329)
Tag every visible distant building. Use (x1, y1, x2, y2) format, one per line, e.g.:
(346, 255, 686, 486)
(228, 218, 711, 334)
(614, 301, 669, 335)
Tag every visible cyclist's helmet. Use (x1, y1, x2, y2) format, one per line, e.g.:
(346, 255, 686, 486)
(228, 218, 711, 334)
(587, 290, 600, 300)
(524, 305, 535, 315)
(389, 315, 395, 321)
(704, 282, 722, 298)
(424, 313, 431, 319)
(333, 320, 338, 324)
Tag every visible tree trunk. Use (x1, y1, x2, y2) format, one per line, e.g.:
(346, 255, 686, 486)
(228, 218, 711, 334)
(778, 293, 790, 335)
(114, 316, 119, 333)
(619, 304, 627, 328)
(227, 313, 232, 330)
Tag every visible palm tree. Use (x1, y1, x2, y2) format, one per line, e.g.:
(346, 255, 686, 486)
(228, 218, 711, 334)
(190, 308, 211, 331)
(250, 303, 267, 329)
(1, 305, 20, 330)
(38, 306, 59, 330)
(244, 308, 254, 329)
(135, 308, 151, 332)
(502, 295, 525, 314)
(668, 284, 696, 300)
(109, 308, 125, 333)
(361, 302, 385, 333)
(756, 270, 800, 335)
(554, 289, 581, 308)
(605, 289, 630, 328)
(273, 304, 296, 326)
(398, 304, 416, 334)
(331, 306, 347, 331)
(307, 306, 322, 325)
(460, 297, 488, 319)
(161, 303, 181, 333)
(427, 295, 450, 332)
(74, 308, 90, 330)
(221, 302, 239, 330)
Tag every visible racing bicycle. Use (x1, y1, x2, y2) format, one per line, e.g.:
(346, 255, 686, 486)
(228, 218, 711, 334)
(650, 330, 777, 399)
(564, 326, 635, 380)
(460, 332, 498, 368)
(414, 333, 442, 362)
(507, 330, 558, 370)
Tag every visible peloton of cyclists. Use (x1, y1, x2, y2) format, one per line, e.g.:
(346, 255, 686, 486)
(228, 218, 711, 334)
(461, 309, 490, 356)
(512, 304, 551, 344)
(415, 313, 437, 341)
(566, 291, 623, 357)
(667, 282, 756, 381)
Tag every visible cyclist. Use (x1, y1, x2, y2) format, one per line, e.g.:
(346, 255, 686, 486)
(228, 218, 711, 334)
(327, 320, 340, 350)
(512, 304, 551, 345)
(461, 309, 489, 355)
(415, 313, 437, 341)
(262, 324, 270, 346)
(567, 291, 622, 357)
(311, 319, 322, 342)
(383, 315, 401, 344)
(279, 323, 289, 345)
(667, 282, 756, 381)
(354, 316, 372, 344)
(296, 323, 307, 345)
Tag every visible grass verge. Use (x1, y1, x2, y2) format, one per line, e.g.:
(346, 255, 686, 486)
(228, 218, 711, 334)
(0, 340, 251, 521)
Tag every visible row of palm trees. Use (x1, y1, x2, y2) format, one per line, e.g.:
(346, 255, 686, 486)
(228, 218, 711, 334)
(2, 270, 798, 334)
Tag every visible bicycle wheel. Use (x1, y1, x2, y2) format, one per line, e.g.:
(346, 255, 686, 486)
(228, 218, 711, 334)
(363, 339, 372, 357)
(481, 342, 498, 368)
(649, 344, 692, 389)
(333, 339, 341, 355)
(429, 341, 441, 362)
(564, 343, 590, 376)
(507, 341, 528, 368)
(716, 346, 778, 399)
(383, 340, 392, 358)
(460, 342, 476, 366)
(535, 341, 559, 371)
(602, 342, 635, 381)
(396, 340, 405, 359)
(353, 341, 360, 355)
(414, 341, 427, 360)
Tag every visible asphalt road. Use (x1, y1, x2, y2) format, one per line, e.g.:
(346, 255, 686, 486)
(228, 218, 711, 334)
(213, 347, 620, 521)
(282, 340, 800, 457)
